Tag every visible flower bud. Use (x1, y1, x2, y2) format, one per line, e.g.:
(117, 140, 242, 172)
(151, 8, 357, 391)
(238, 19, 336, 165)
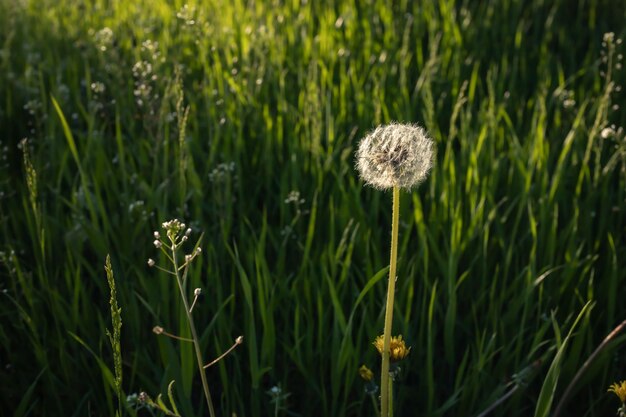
(359, 365, 374, 382)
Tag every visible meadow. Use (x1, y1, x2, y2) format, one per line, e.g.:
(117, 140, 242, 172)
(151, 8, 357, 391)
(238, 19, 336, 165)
(1, 0, 626, 416)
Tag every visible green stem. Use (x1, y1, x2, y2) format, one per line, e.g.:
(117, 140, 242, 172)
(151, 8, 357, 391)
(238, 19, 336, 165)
(370, 393, 381, 417)
(388, 374, 394, 417)
(172, 248, 216, 417)
(380, 186, 400, 417)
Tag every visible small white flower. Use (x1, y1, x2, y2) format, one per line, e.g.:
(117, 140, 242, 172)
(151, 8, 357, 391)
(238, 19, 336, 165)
(147, 258, 155, 267)
(601, 127, 615, 139)
(194, 288, 202, 296)
(153, 240, 162, 248)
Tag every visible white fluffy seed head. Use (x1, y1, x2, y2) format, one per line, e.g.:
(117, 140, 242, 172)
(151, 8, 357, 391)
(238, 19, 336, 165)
(356, 122, 435, 190)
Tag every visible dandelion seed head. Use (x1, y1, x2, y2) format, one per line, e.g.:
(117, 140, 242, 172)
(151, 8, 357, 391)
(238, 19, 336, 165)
(356, 123, 435, 190)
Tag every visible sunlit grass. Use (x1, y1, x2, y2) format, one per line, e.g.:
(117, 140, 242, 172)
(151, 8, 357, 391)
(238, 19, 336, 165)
(1, 0, 625, 416)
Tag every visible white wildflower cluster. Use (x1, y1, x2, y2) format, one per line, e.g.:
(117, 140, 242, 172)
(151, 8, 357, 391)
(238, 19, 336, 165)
(284, 190, 305, 205)
(91, 82, 106, 95)
(93, 27, 114, 52)
(176, 4, 197, 26)
(356, 123, 435, 190)
(132, 60, 158, 109)
(208, 162, 236, 183)
(148, 219, 202, 269)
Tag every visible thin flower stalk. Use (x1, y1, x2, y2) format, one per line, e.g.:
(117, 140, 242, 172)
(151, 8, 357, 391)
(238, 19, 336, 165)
(170, 244, 216, 417)
(380, 186, 400, 417)
(204, 336, 244, 368)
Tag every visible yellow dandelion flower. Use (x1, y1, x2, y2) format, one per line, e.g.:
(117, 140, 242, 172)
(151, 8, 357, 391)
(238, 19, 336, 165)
(373, 335, 411, 362)
(609, 381, 626, 403)
(359, 365, 374, 382)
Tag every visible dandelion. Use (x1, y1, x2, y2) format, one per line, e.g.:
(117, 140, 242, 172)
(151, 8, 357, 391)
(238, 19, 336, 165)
(356, 122, 435, 190)
(609, 381, 626, 403)
(609, 381, 626, 417)
(373, 335, 411, 362)
(356, 122, 435, 417)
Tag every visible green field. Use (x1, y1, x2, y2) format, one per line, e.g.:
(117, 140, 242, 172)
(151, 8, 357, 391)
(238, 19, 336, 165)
(1, 0, 626, 416)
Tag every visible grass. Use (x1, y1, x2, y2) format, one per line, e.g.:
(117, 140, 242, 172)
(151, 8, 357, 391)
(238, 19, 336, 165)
(0, 0, 625, 416)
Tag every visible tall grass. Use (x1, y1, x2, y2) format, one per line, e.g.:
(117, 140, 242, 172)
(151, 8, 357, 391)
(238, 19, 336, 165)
(0, 0, 625, 416)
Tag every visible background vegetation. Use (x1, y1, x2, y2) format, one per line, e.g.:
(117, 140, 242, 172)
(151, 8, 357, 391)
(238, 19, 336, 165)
(1, 0, 625, 416)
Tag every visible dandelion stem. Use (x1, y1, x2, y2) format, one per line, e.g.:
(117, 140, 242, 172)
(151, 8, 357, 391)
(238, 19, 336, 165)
(380, 186, 400, 417)
(388, 374, 394, 417)
(172, 249, 216, 417)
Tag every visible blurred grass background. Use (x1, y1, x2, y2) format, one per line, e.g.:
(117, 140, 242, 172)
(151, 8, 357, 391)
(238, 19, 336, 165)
(1, 0, 625, 416)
